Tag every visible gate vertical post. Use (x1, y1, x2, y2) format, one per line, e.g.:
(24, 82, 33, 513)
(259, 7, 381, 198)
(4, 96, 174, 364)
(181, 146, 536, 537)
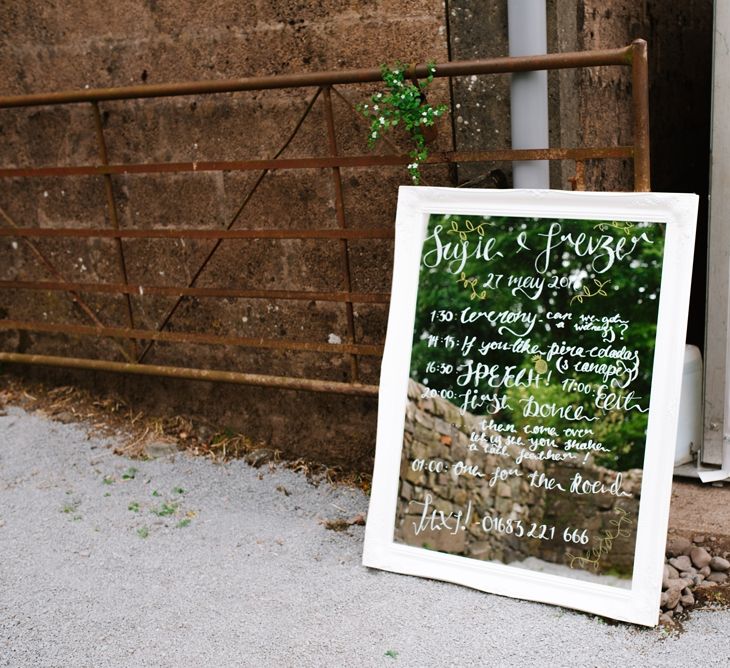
(631, 39, 651, 192)
(322, 84, 360, 383)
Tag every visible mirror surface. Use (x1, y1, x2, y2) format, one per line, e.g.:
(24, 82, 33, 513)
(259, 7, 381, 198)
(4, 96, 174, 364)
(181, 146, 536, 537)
(393, 213, 665, 588)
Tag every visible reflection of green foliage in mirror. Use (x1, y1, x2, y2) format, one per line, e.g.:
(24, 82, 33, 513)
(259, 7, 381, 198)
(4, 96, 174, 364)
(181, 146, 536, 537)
(409, 214, 665, 472)
(504, 371, 647, 470)
(591, 408, 648, 471)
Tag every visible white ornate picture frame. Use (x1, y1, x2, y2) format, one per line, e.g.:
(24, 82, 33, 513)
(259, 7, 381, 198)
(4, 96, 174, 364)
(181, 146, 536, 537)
(363, 187, 698, 626)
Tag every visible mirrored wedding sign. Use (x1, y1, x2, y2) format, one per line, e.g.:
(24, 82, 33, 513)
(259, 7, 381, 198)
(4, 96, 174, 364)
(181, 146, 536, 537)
(363, 188, 698, 626)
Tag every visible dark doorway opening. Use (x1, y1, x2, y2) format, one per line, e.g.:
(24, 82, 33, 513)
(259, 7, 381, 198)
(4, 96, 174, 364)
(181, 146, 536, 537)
(646, 1, 713, 352)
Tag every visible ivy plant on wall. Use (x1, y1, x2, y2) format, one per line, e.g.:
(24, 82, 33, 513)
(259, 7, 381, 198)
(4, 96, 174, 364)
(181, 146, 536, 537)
(357, 63, 448, 185)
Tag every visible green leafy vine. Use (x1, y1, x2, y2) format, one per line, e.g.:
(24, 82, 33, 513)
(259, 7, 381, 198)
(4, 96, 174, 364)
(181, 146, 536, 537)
(357, 62, 448, 184)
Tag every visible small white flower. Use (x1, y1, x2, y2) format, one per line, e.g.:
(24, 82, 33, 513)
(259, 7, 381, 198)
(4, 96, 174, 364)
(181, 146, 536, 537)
(373, 104, 379, 111)
(379, 116, 385, 124)
(371, 131, 378, 138)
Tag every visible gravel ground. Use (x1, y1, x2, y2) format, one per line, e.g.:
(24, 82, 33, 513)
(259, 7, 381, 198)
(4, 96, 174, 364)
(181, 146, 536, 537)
(2, 405, 730, 668)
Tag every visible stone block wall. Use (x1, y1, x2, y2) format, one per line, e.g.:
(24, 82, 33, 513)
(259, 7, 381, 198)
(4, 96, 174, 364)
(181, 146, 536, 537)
(0, 1, 452, 470)
(0, 1, 667, 470)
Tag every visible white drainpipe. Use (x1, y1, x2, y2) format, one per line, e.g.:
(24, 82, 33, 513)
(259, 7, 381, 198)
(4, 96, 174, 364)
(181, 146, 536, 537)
(507, 0, 550, 189)
(697, 0, 730, 482)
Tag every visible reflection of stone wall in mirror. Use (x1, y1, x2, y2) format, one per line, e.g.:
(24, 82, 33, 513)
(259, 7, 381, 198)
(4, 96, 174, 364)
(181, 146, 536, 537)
(394, 380, 640, 589)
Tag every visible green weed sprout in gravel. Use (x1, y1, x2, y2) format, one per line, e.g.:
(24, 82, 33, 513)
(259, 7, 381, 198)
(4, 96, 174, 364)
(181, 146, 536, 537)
(152, 502, 177, 517)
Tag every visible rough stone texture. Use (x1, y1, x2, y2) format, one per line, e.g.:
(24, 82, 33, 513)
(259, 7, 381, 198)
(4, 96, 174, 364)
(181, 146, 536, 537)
(575, 0, 646, 191)
(0, 0, 714, 469)
(690, 546, 712, 569)
(710, 556, 730, 572)
(660, 532, 730, 619)
(662, 563, 679, 589)
(663, 585, 682, 610)
(446, 1, 512, 186)
(0, 1, 451, 469)
(394, 379, 640, 576)
(669, 555, 693, 573)
(0, 2, 450, 92)
(244, 448, 276, 468)
(142, 440, 179, 459)
(446, 1, 639, 192)
(666, 535, 693, 558)
(668, 482, 730, 556)
(681, 590, 696, 607)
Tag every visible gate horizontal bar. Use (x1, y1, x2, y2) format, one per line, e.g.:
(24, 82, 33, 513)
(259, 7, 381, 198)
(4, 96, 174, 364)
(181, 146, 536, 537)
(0, 320, 384, 356)
(0, 147, 634, 180)
(0, 351, 379, 396)
(0, 41, 650, 396)
(0, 227, 394, 240)
(0, 280, 390, 304)
(0, 44, 638, 109)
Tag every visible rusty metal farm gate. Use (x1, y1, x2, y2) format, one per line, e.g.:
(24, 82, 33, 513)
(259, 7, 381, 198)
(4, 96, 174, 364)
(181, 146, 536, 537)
(0, 41, 650, 398)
